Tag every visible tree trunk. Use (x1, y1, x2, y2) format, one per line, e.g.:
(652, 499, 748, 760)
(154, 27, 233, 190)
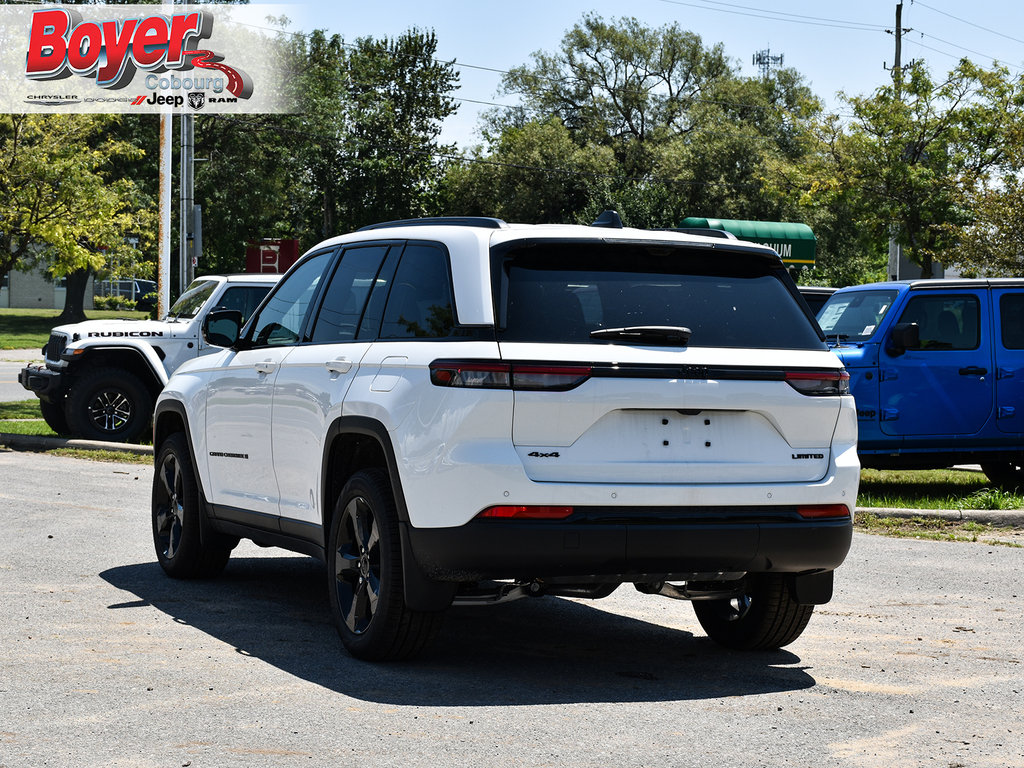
(57, 268, 91, 324)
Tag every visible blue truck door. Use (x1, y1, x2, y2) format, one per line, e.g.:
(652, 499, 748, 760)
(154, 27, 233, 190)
(879, 289, 993, 437)
(993, 288, 1024, 434)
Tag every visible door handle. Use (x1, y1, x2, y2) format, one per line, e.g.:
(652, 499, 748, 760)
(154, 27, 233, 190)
(325, 357, 352, 374)
(958, 366, 988, 376)
(254, 360, 278, 375)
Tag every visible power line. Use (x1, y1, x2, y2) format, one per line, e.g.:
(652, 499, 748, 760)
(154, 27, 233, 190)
(651, 0, 886, 32)
(913, 1, 1024, 48)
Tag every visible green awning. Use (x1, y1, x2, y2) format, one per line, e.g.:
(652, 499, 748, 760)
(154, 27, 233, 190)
(679, 217, 816, 266)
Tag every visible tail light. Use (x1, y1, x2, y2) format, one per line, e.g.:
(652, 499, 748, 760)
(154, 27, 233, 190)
(477, 505, 575, 520)
(430, 360, 592, 392)
(786, 369, 850, 396)
(796, 504, 851, 519)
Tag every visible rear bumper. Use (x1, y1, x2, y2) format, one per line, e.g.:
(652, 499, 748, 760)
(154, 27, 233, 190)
(406, 507, 853, 582)
(18, 364, 64, 401)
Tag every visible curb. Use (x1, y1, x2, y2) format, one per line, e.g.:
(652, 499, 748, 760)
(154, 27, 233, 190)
(0, 431, 153, 456)
(857, 506, 1024, 528)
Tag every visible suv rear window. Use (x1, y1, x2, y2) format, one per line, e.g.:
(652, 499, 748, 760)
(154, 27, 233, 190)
(495, 242, 822, 349)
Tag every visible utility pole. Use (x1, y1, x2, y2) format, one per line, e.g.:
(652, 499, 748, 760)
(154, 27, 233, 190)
(886, 2, 912, 280)
(179, 113, 194, 294)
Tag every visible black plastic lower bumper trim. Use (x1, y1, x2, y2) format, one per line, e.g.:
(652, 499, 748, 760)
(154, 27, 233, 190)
(407, 512, 853, 582)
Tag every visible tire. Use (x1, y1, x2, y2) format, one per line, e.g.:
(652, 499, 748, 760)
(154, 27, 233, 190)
(39, 397, 70, 436)
(692, 574, 814, 651)
(981, 460, 1024, 491)
(66, 367, 152, 443)
(152, 433, 234, 579)
(327, 468, 443, 661)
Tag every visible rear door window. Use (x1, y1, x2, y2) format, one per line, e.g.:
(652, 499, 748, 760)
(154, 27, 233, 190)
(496, 243, 822, 349)
(999, 293, 1024, 349)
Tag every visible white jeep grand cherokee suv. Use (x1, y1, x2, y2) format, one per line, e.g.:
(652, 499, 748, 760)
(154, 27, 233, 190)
(151, 214, 858, 661)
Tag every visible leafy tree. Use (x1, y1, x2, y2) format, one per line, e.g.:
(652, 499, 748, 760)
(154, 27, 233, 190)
(0, 115, 153, 321)
(339, 29, 459, 230)
(451, 15, 824, 233)
(839, 59, 1024, 278)
(440, 118, 615, 223)
(498, 14, 733, 178)
(952, 177, 1024, 276)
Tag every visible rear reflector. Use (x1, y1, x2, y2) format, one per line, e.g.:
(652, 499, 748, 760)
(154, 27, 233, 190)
(477, 505, 575, 520)
(431, 360, 591, 391)
(796, 504, 851, 520)
(786, 369, 850, 396)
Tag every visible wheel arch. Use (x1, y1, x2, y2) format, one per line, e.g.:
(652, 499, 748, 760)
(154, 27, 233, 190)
(322, 416, 456, 611)
(70, 346, 166, 402)
(153, 399, 206, 503)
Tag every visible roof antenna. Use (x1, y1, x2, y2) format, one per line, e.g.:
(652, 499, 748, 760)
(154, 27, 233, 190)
(591, 210, 623, 229)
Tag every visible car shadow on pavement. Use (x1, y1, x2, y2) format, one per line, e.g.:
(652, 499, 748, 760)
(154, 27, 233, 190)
(101, 555, 816, 706)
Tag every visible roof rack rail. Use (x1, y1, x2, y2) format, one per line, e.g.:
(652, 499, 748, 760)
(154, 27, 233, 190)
(664, 227, 738, 240)
(357, 216, 508, 232)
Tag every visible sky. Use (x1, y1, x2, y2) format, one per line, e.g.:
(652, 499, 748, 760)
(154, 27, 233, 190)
(266, 0, 1024, 146)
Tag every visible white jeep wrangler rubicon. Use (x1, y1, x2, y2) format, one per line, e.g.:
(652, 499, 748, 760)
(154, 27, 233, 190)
(151, 214, 859, 661)
(19, 274, 278, 443)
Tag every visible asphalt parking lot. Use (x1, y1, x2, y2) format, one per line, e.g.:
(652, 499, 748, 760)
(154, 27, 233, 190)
(1, 448, 1022, 767)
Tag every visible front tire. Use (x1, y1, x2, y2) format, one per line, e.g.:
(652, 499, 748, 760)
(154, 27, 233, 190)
(152, 433, 234, 578)
(327, 469, 443, 661)
(66, 367, 152, 443)
(39, 397, 70, 436)
(692, 574, 813, 650)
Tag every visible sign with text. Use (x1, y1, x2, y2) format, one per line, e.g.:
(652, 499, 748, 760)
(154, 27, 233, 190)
(1, 4, 294, 113)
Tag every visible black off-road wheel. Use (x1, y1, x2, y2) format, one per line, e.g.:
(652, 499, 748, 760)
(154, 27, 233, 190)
(692, 574, 814, 651)
(66, 367, 152, 443)
(152, 433, 235, 578)
(39, 397, 70, 436)
(327, 469, 443, 661)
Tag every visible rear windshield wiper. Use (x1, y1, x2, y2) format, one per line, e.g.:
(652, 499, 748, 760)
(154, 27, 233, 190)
(589, 326, 692, 346)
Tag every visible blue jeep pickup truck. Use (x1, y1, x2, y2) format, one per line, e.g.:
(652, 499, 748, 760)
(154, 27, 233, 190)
(816, 279, 1024, 486)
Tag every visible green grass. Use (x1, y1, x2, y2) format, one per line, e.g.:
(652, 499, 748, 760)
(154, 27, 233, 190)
(857, 467, 1024, 510)
(0, 399, 56, 436)
(0, 399, 148, 462)
(0, 401, 45, 420)
(0, 307, 149, 350)
(855, 511, 1021, 547)
(48, 447, 151, 464)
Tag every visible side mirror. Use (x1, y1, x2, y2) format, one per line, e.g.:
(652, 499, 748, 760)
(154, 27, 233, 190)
(887, 322, 920, 356)
(203, 308, 243, 348)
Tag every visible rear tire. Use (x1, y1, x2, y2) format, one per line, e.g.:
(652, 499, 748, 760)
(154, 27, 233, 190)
(981, 459, 1024, 491)
(327, 468, 443, 661)
(39, 397, 70, 436)
(692, 574, 813, 650)
(66, 367, 152, 443)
